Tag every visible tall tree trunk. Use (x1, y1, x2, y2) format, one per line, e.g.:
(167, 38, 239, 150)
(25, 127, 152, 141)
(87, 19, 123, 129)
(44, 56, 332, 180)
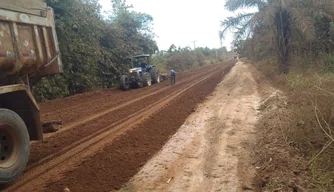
(275, 8, 291, 74)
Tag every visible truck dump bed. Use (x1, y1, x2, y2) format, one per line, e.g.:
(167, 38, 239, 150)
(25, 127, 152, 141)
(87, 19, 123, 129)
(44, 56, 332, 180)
(0, 0, 62, 79)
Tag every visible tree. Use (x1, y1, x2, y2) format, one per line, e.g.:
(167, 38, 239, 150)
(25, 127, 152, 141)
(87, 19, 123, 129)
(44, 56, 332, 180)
(314, 15, 334, 54)
(109, 0, 158, 54)
(168, 44, 177, 53)
(34, 0, 158, 101)
(220, 0, 334, 74)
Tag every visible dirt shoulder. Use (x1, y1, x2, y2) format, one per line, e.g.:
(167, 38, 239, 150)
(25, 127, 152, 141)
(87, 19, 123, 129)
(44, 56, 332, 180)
(119, 62, 262, 192)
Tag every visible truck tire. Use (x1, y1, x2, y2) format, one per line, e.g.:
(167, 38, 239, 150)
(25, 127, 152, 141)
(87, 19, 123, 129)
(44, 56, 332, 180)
(142, 72, 152, 87)
(149, 68, 160, 84)
(0, 109, 30, 184)
(120, 75, 130, 91)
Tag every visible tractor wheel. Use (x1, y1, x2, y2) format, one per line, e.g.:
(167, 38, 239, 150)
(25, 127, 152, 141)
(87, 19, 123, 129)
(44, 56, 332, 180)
(120, 75, 130, 91)
(149, 68, 160, 84)
(0, 109, 30, 184)
(142, 72, 152, 87)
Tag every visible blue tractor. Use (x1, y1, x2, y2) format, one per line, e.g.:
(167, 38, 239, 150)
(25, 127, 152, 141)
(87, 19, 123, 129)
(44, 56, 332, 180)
(120, 54, 160, 91)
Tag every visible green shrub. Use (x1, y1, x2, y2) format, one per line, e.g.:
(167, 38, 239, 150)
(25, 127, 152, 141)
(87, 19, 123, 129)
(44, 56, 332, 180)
(323, 54, 334, 73)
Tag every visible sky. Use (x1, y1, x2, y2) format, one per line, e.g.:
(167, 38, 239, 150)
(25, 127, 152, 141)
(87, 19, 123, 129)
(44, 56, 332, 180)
(98, 0, 255, 51)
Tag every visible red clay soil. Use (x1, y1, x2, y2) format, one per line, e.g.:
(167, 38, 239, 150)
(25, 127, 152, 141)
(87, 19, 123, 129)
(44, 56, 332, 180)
(39, 88, 119, 114)
(44, 64, 234, 192)
(39, 64, 220, 125)
(39, 83, 165, 125)
(27, 64, 223, 167)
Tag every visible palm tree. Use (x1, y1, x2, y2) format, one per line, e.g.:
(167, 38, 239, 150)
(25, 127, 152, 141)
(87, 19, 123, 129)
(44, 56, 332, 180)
(220, 0, 334, 74)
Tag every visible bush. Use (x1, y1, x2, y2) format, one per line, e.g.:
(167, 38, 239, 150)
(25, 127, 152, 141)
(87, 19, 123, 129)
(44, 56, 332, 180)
(323, 54, 334, 73)
(153, 47, 227, 72)
(33, 75, 70, 102)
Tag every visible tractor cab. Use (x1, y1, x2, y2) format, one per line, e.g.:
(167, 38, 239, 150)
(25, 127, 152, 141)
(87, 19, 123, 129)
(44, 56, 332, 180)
(130, 54, 152, 73)
(120, 54, 160, 91)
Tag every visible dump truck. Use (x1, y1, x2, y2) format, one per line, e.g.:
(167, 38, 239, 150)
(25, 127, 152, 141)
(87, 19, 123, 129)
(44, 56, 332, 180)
(0, 0, 62, 183)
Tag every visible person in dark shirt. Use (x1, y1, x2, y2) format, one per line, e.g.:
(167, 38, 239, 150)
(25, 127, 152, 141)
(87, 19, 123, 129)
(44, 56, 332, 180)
(170, 68, 176, 85)
(140, 62, 147, 71)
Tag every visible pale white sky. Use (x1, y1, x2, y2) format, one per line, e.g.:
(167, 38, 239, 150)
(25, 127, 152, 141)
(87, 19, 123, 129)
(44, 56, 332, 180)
(99, 0, 256, 51)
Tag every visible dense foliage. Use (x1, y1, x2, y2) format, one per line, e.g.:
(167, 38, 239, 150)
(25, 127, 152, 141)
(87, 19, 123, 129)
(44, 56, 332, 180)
(152, 46, 233, 73)
(220, 0, 334, 74)
(33, 0, 158, 101)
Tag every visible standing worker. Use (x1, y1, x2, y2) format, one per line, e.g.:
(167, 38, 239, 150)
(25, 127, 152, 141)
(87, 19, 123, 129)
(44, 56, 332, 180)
(170, 68, 176, 85)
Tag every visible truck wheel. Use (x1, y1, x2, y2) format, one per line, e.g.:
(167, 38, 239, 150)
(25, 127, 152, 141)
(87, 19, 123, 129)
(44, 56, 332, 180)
(142, 72, 152, 87)
(0, 109, 30, 184)
(149, 68, 160, 84)
(120, 75, 130, 91)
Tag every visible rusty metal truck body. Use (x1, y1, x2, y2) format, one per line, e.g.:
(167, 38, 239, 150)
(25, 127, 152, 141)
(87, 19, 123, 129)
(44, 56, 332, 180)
(0, 0, 62, 183)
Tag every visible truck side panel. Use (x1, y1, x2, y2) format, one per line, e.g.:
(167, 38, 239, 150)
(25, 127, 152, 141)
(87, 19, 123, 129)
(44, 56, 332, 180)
(0, 0, 47, 17)
(0, 7, 62, 79)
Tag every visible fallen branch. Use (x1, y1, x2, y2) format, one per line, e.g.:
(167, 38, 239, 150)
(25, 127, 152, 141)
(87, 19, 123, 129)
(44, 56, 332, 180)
(167, 177, 173, 183)
(307, 105, 334, 166)
(173, 151, 182, 155)
(186, 156, 198, 159)
(314, 85, 334, 96)
(308, 140, 334, 166)
(314, 106, 334, 142)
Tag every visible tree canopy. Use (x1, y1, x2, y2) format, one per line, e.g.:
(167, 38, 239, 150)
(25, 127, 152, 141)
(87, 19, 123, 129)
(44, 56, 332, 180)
(220, 0, 334, 74)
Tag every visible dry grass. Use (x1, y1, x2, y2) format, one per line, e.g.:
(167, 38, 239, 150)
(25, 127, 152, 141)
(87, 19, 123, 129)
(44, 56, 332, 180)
(283, 73, 334, 191)
(252, 58, 334, 191)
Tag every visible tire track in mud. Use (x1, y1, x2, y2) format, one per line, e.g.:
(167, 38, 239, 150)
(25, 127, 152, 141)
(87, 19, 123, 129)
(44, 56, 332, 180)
(43, 64, 219, 138)
(42, 63, 235, 192)
(4, 63, 234, 192)
(27, 64, 222, 167)
(39, 65, 218, 125)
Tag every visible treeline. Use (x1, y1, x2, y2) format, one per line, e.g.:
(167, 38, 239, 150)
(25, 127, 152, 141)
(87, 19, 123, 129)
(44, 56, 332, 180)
(152, 46, 234, 73)
(33, 0, 157, 101)
(221, 0, 334, 73)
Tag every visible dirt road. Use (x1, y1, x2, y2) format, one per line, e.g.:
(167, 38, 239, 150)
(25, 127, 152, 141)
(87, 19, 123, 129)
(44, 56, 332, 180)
(3, 62, 234, 192)
(119, 62, 260, 192)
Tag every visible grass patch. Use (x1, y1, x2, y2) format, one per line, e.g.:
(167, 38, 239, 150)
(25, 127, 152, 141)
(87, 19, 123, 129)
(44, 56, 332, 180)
(252, 58, 334, 191)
